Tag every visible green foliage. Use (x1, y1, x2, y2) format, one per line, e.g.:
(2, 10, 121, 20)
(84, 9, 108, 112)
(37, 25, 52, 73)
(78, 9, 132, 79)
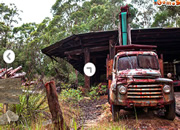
(131, 0, 157, 28)
(0, 3, 21, 48)
(50, 0, 137, 34)
(89, 86, 100, 99)
(152, 6, 180, 27)
(10, 93, 47, 128)
(78, 73, 85, 86)
(99, 85, 107, 95)
(88, 84, 107, 99)
(60, 88, 83, 102)
(69, 71, 77, 84)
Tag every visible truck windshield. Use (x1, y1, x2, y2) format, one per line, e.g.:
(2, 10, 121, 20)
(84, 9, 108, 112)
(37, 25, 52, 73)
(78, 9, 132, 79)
(118, 55, 159, 70)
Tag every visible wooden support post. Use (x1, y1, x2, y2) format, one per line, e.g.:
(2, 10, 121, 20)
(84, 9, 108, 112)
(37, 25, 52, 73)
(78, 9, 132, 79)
(3, 103, 8, 114)
(45, 81, 69, 130)
(3, 73, 8, 113)
(84, 48, 90, 89)
(109, 38, 115, 59)
(91, 57, 97, 85)
(127, 24, 131, 45)
(108, 38, 115, 94)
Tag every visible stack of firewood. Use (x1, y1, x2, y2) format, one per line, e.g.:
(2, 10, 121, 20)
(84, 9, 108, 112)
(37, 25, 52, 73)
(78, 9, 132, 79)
(0, 66, 26, 79)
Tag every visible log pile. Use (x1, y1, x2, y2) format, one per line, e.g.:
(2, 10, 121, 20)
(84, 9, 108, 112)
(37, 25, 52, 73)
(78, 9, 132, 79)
(0, 66, 26, 79)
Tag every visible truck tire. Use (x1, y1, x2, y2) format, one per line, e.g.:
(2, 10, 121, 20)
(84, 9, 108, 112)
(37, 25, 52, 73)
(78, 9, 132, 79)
(112, 104, 120, 121)
(165, 100, 176, 120)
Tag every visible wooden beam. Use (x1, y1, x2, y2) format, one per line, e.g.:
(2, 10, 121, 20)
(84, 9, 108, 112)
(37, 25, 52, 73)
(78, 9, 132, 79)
(80, 31, 118, 40)
(64, 49, 82, 55)
(64, 46, 109, 55)
(82, 37, 110, 45)
(67, 55, 80, 60)
(84, 48, 90, 89)
(90, 46, 108, 52)
(109, 38, 116, 59)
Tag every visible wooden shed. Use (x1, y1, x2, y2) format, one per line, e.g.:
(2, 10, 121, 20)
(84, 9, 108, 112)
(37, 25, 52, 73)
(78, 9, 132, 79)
(42, 28, 180, 88)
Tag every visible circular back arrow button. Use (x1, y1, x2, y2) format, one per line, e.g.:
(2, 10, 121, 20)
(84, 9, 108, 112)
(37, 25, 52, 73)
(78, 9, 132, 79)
(83, 62, 96, 77)
(3, 50, 15, 64)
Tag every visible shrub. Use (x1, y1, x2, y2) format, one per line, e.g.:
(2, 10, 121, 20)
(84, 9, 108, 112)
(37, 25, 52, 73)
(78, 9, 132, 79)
(9, 92, 48, 128)
(60, 89, 83, 103)
(88, 86, 99, 99)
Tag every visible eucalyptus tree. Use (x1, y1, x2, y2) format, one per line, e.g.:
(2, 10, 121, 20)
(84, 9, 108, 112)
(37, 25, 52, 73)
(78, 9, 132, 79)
(50, 0, 137, 35)
(131, 0, 157, 28)
(152, 6, 180, 27)
(0, 3, 21, 48)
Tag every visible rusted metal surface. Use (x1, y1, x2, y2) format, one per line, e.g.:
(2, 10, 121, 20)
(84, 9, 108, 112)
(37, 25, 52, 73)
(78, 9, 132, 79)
(109, 49, 174, 108)
(106, 55, 113, 80)
(45, 81, 69, 130)
(0, 78, 22, 104)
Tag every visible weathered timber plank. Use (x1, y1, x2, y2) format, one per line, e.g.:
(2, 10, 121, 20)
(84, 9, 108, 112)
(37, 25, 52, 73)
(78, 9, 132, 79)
(0, 95, 19, 104)
(0, 78, 21, 89)
(0, 89, 22, 96)
(0, 78, 21, 104)
(64, 46, 109, 55)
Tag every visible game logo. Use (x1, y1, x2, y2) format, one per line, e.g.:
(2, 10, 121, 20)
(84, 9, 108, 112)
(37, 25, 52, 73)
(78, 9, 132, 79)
(154, 0, 180, 5)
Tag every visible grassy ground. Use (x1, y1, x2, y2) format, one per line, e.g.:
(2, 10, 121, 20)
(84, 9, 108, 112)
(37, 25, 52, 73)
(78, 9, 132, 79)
(1, 90, 180, 130)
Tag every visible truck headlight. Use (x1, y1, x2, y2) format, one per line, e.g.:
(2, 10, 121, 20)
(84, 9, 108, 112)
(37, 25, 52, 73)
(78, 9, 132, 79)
(163, 85, 171, 93)
(118, 85, 127, 94)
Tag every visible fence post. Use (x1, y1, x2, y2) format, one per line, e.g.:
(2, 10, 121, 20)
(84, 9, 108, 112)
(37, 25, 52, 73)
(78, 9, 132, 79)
(45, 80, 69, 130)
(3, 74, 8, 113)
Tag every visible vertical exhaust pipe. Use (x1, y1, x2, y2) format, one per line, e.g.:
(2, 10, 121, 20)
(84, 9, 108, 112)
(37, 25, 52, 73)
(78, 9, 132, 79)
(119, 5, 131, 46)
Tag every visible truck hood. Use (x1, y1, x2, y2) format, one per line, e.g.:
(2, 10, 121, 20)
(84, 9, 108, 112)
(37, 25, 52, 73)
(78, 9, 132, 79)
(117, 69, 161, 77)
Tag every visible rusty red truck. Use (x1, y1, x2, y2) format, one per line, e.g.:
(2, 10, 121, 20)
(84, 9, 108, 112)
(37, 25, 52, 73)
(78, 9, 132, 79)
(107, 6, 175, 121)
(107, 45, 175, 121)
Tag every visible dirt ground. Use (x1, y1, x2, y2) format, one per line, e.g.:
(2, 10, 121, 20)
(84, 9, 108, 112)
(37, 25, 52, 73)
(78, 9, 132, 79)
(78, 93, 180, 129)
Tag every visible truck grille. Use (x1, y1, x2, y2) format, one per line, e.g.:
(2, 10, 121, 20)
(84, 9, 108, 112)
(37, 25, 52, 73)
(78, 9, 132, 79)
(127, 84, 163, 99)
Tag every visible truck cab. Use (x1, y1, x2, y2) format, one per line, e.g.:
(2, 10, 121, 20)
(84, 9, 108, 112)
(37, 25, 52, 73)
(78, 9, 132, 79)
(107, 45, 175, 121)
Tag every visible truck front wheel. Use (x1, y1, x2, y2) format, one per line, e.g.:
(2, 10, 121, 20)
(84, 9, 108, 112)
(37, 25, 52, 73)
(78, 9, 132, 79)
(165, 100, 176, 120)
(112, 104, 121, 121)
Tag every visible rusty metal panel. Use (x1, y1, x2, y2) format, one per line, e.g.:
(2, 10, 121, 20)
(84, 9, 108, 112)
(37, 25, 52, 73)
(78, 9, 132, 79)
(159, 58, 164, 77)
(127, 92, 162, 95)
(128, 84, 162, 88)
(106, 58, 113, 80)
(0, 78, 22, 104)
(128, 88, 161, 91)
(127, 95, 163, 99)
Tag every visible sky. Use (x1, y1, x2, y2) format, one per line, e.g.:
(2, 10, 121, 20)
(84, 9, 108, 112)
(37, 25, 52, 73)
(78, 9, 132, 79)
(0, 0, 132, 27)
(0, 0, 56, 26)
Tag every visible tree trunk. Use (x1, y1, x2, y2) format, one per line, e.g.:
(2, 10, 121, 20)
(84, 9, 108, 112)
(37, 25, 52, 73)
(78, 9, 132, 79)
(45, 81, 69, 130)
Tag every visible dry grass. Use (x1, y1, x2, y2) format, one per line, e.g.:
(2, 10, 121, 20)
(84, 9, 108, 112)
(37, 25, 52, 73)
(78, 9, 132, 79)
(1, 93, 180, 130)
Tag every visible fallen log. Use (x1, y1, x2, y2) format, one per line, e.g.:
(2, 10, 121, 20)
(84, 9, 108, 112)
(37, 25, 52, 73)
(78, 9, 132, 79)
(10, 72, 26, 78)
(45, 81, 69, 130)
(0, 67, 13, 78)
(0, 68, 6, 73)
(9, 66, 22, 76)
